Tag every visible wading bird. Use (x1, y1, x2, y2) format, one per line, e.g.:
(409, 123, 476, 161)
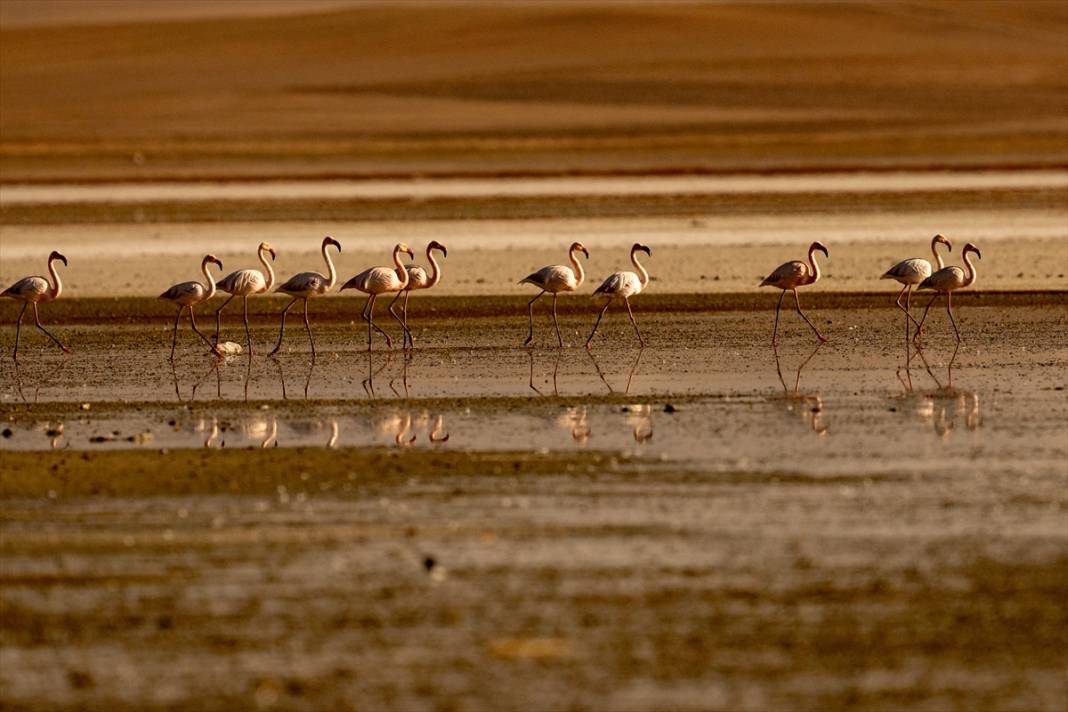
(881, 234, 952, 339)
(388, 240, 447, 349)
(916, 242, 981, 342)
(340, 243, 415, 351)
(2, 250, 71, 360)
(159, 254, 224, 360)
(586, 243, 651, 349)
(268, 236, 341, 358)
(760, 241, 829, 345)
(520, 241, 589, 347)
(214, 242, 276, 355)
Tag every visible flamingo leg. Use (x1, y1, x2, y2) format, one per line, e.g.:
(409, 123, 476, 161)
(524, 291, 545, 346)
(32, 302, 69, 354)
(915, 293, 940, 341)
(213, 294, 235, 345)
(268, 298, 298, 356)
(586, 298, 612, 349)
(364, 294, 393, 351)
(242, 296, 253, 357)
(403, 290, 412, 348)
(793, 289, 827, 343)
(12, 303, 27, 360)
(169, 307, 183, 361)
(624, 296, 644, 347)
(946, 290, 961, 342)
(302, 298, 316, 358)
(893, 284, 922, 332)
(772, 290, 786, 346)
(386, 290, 410, 348)
(551, 293, 563, 347)
(188, 307, 221, 356)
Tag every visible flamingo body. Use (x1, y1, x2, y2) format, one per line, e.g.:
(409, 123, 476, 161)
(340, 243, 416, 350)
(3, 250, 69, 359)
(521, 241, 589, 347)
(760, 241, 829, 345)
(915, 242, 981, 342)
(385, 241, 447, 348)
(343, 266, 406, 295)
(881, 235, 952, 338)
(159, 254, 224, 360)
(268, 237, 341, 357)
(214, 242, 277, 355)
(587, 243, 651, 348)
(3, 276, 53, 303)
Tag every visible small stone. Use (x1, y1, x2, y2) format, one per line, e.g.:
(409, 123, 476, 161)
(1, 428, 11, 438)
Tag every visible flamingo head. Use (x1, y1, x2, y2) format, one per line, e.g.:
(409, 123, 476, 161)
(933, 234, 952, 251)
(963, 243, 981, 259)
(570, 242, 590, 259)
(632, 243, 651, 257)
(48, 251, 68, 267)
(204, 254, 223, 270)
(810, 241, 829, 258)
(323, 236, 341, 252)
(428, 240, 448, 258)
(397, 243, 415, 260)
(260, 242, 277, 260)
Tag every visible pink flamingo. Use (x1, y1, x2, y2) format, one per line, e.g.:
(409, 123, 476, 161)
(916, 242, 981, 342)
(520, 241, 589, 347)
(760, 241, 829, 345)
(387, 240, 447, 349)
(2, 250, 70, 360)
(214, 241, 276, 355)
(586, 243, 651, 349)
(268, 236, 341, 358)
(340, 243, 415, 351)
(881, 234, 952, 339)
(159, 254, 225, 360)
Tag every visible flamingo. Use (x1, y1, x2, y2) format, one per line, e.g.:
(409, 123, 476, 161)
(340, 243, 415, 351)
(916, 242, 981, 342)
(520, 241, 589, 347)
(2, 250, 70, 360)
(760, 241, 829, 345)
(586, 243, 651, 349)
(387, 240, 447, 348)
(213, 242, 276, 355)
(881, 234, 952, 339)
(268, 236, 341, 358)
(159, 254, 225, 360)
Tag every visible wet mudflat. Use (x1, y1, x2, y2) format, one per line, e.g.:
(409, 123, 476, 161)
(1, 304, 1066, 711)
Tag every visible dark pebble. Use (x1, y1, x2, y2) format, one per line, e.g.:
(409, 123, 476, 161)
(423, 556, 436, 571)
(1, 428, 11, 438)
(663, 404, 677, 413)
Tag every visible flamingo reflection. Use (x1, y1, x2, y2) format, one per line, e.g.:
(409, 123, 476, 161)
(528, 349, 562, 396)
(589, 348, 644, 395)
(772, 342, 828, 435)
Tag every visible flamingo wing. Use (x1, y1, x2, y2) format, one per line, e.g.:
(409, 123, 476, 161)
(342, 266, 401, 294)
(594, 271, 641, 298)
(919, 266, 965, 291)
(406, 265, 430, 290)
(159, 280, 206, 303)
(278, 271, 326, 295)
(218, 269, 266, 295)
(520, 265, 576, 291)
(760, 260, 808, 288)
(1, 275, 50, 300)
(882, 257, 931, 284)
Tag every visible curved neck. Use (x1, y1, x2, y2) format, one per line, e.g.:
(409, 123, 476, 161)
(201, 259, 217, 299)
(321, 243, 337, 289)
(962, 250, 978, 287)
(807, 246, 822, 283)
(630, 248, 649, 287)
(931, 239, 947, 270)
(47, 256, 63, 300)
(393, 249, 410, 289)
(425, 247, 442, 288)
(259, 248, 275, 290)
(569, 248, 585, 286)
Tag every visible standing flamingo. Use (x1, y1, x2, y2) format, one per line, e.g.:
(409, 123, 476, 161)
(2, 250, 70, 360)
(586, 243, 651, 349)
(760, 241, 829, 345)
(159, 254, 225, 360)
(387, 240, 447, 348)
(881, 234, 952, 339)
(340, 243, 415, 351)
(520, 241, 589, 347)
(268, 236, 341, 358)
(213, 242, 277, 355)
(916, 242, 981, 342)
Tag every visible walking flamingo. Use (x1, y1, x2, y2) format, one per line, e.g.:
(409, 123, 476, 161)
(881, 234, 952, 339)
(586, 243, 651, 349)
(213, 242, 277, 355)
(760, 241, 829, 345)
(916, 242, 981, 342)
(340, 243, 415, 350)
(159, 254, 225, 360)
(520, 241, 589, 347)
(387, 240, 447, 348)
(268, 236, 341, 358)
(2, 250, 70, 360)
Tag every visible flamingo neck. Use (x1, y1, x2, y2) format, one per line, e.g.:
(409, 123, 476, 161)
(47, 256, 63, 300)
(259, 247, 275, 291)
(962, 250, 978, 288)
(569, 248, 585, 287)
(201, 259, 217, 300)
(393, 249, 410, 290)
(631, 248, 649, 287)
(931, 238, 948, 271)
(321, 242, 337, 289)
(807, 247, 822, 284)
(425, 247, 442, 289)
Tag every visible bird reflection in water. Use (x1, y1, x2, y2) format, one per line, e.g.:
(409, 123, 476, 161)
(772, 342, 828, 436)
(622, 404, 653, 443)
(11, 357, 72, 404)
(288, 418, 339, 448)
(171, 359, 221, 402)
(273, 356, 316, 400)
(895, 343, 980, 439)
(589, 348, 644, 395)
(555, 406, 591, 444)
(529, 349, 562, 396)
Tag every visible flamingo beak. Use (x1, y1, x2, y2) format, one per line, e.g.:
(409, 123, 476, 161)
(268, 248, 277, 261)
(974, 248, 982, 260)
(581, 247, 590, 259)
(818, 245, 829, 258)
(56, 253, 68, 267)
(440, 245, 448, 258)
(641, 245, 652, 256)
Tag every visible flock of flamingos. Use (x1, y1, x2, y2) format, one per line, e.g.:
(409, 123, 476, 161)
(3, 235, 981, 360)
